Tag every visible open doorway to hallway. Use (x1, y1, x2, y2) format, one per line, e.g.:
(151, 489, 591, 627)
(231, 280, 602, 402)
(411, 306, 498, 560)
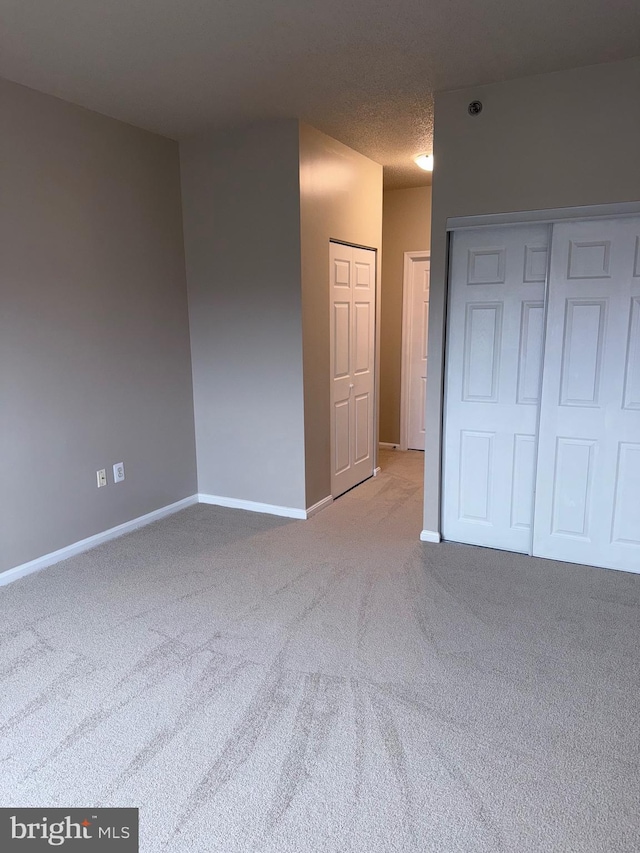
(379, 184, 432, 456)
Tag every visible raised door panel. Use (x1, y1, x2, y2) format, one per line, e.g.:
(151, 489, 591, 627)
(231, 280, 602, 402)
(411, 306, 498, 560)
(517, 302, 545, 405)
(510, 434, 536, 530)
(354, 302, 372, 375)
(421, 299, 429, 359)
(559, 300, 606, 407)
(567, 241, 611, 279)
(333, 258, 351, 288)
(467, 248, 506, 284)
(354, 261, 372, 289)
(611, 443, 640, 546)
(623, 298, 640, 409)
(550, 438, 597, 538)
(524, 246, 548, 282)
(333, 303, 350, 379)
(334, 400, 350, 475)
(354, 393, 371, 464)
(458, 431, 494, 523)
(462, 303, 502, 402)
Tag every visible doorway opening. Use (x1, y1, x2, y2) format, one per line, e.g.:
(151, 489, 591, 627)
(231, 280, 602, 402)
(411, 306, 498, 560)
(379, 184, 432, 461)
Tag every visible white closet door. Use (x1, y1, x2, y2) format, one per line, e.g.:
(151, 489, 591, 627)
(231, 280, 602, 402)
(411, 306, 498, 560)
(533, 217, 640, 573)
(443, 224, 549, 551)
(330, 242, 376, 498)
(407, 256, 430, 451)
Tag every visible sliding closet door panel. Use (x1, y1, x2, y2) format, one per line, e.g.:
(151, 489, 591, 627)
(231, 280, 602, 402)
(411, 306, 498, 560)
(533, 217, 640, 573)
(443, 224, 548, 551)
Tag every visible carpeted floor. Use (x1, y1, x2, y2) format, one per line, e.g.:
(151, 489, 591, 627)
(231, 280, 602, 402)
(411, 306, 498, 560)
(1, 449, 639, 852)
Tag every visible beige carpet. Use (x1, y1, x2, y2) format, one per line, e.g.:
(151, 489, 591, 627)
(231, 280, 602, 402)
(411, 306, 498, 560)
(1, 450, 639, 852)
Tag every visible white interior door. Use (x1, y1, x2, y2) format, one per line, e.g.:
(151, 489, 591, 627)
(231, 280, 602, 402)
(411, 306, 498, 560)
(442, 224, 549, 552)
(330, 242, 376, 498)
(405, 255, 430, 450)
(533, 217, 640, 573)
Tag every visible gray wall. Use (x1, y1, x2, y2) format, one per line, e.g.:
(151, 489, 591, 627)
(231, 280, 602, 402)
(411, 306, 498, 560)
(180, 120, 307, 510)
(425, 57, 640, 534)
(299, 123, 383, 507)
(0, 78, 197, 575)
(380, 186, 432, 445)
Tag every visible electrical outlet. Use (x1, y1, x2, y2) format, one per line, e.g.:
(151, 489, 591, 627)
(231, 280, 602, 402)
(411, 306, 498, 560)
(113, 462, 125, 483)
(97, 469, 107, 488)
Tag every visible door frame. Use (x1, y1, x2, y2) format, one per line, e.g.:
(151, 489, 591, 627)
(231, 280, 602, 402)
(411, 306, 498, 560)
(400, 251, 430, 451)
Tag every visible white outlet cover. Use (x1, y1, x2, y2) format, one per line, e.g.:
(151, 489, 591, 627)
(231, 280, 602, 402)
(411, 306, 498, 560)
(113, 463, 125, 483)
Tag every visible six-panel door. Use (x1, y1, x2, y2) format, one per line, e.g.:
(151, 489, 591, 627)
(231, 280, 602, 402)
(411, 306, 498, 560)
(442, 224, 549, 552)
(330, 242, 376, 498)
(533, 217, 640, 573)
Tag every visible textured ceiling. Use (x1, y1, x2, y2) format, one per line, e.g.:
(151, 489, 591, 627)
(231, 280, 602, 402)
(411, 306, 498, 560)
(1, 0, 639, 188)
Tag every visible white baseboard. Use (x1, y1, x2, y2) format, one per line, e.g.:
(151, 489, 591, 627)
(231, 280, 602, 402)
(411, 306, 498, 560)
(420, 529, 441, 543)
(1, 490, 335, 589)
(373, 466, 382, 476)
(199, 492, 333, 520)
(305, 496, 333, 518)
(198, 493, 307, 520)
(0, 495, 199, 588)
(379, 442, 399, 450)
